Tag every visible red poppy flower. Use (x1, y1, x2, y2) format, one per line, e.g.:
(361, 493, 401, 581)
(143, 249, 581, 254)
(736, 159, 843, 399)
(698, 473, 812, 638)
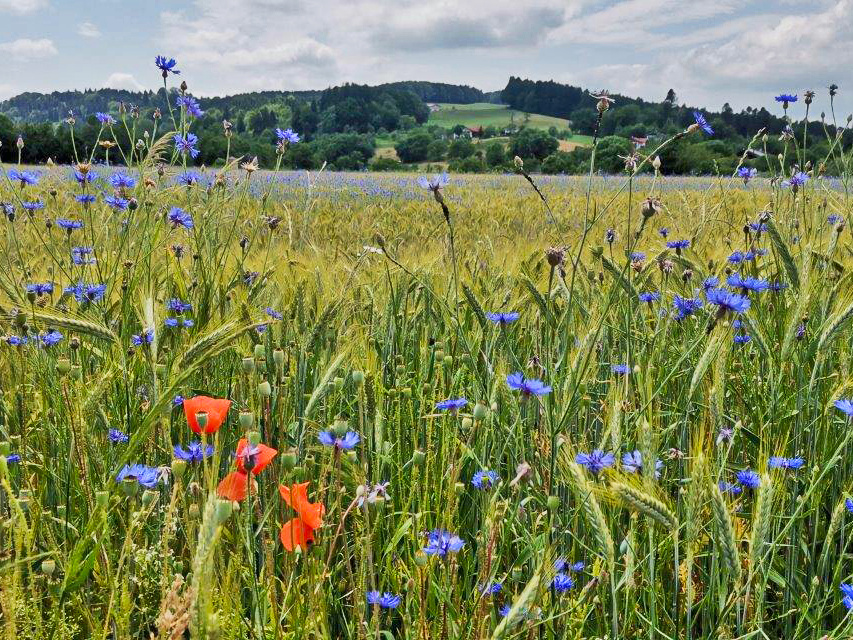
(217, 470, 256, 502)
(279, 482, 324, 551)
(235, 438, 278, 475)
(183, 395, 231, 434)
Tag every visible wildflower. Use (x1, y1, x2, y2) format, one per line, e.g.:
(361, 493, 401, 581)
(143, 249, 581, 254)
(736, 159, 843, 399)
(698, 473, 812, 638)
(278, 481, 324, 551)
(471, 470, 499, 489)
(631, 251, 646, 262)
(480, 582, 502, 596)
(702, 276, 720, 291)
(666, 239, 690, 252)
(131, 328, 154, 346)
(552, 573, 575, 593)
(835, 398, 853, 417)
(768, 456, 804, 471)
(5, 454, 20, 463)
(173, 442, 214, 462)
(173, 133, 200, 158)
(575, 450, 615, 474)
(175, 171, 200, 186)
(116, 463, 160, 489)
(736, 469, 760, 489)
(173, 395, 184, 405)
(733, 333, 751, 344)
(726, 273, 769, 294)
(356, 482, 390, 507)
(73, 168, 98, 184)
(7, 169, 39, 187)
(264, 306, 283, 320)
(775, 94, 797, 109)
(638, 291, 660, 303)
(728, 251, 745, 264)
(846, 498, 853, 514)
(691, 111, 714, 135)
(782, 172, 808, 189)
(554, 558, 585, 572)
(605, 228, 616, 243)
(422, 529, 465, 556)
(109, 172, 136, 190)
(6, 335, 28, 346)
(417, 172, 449, 192)
(436, 397, 467, 411)
(95, 112, 116, 125)
(318, 430, 360, 449)
(591, 90, 615, 112)
(506, 372, 551, 396)
(22, 201, 44, 212)
(155, 55, 180, 76)
(779, 125, 795, 142)
(275, 127, 300, 144)
(235, 438, 278, 474)
(64, 281, 107, 303)
(658, 227, 669, 238)
(76, 194, 97, 205)
(841, 583, 853, 610)
(716, 427, 733, 446)
(164, 317, 194, 328)
(167, 206, 194, 229)
(71, 246, 96, 265)
(719, 481, 742, 495)
(40, 330, 63, 347)
(611, 364, 630, 375)
(108, 428, 129, 444)
(167, 298, 192, 313)
(738, 167, 758, 184)
(749, 223, 767, 234)
(706, 288, 751, 314)
(26, 282, 54, 296)
(183, 395, 231, 434)
(673, 295, 703, 319)
(485, 311, 520, 325)
(176, 95, 204, 118)
(56, 218, 83, 232)
(621, 450, 663, 478)
(367, 592, 401, 609)
(828, 214, 842, 224)
(104, 195, 129, 210)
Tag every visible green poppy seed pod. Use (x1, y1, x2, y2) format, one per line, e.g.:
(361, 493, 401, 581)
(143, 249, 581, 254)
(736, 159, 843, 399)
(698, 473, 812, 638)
(141, 490, 158, 506)
(333, 376, 344, 391)
(547, 495, 560, 511)
(473, 403, 488, 420)
(241, 357, 255, 374)
(121, 478, 139, 497)
(387, 387, 397, 398)
(56, 358, 71, 375)
(247, 430, 261, 447)
(95, 490, 109, 509)
(351, 370, 364, 385)
(454, 481, 465, 494)
(282, 448, 298, 470)
(215, 499, 233, 523)
(0, 441, 9, 457)
(395, 364, 405, 375)
(422, 382, 430, 394)
(188, 503, 200, 519)
(461, 417, 473, 429)
(402, 387, 412, 398)
(195, 411, 209, 430)
(412, 450, 425, 466)
(70, 365, 82, 380)
(26, 290, 36, 304)
(171, 459, 187, 480)
(56, 505, 66, 519)
(511, 567, 523, 582)
(332, 418, 349, 437)
(633, 364, 640, 375)
(414, 550, 429, 567)
(41, 559, 56, 576)
(258, 380, 272, 397)
(442, 355, 453, 368)
(273, 348, 285, 368)
(239, 411, 254, 430)
(155, 363, 167, 378)
(253, 344, 266, 360)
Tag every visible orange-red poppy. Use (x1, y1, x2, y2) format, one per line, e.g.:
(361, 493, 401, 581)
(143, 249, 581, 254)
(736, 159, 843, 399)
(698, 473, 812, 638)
(184, 395, 232, 434)
(217, 470, 256, 502)
(279, 482, 324, 552)
(235, 438, 278, 475)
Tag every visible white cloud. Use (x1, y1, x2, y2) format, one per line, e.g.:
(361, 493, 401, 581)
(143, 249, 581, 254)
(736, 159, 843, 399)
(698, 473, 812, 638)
(0, 84, 16, 100)
(104, 72, 145, 91)
(77, 21, 101, 38)
(0, 0, 47, 13)
(0, 38, 57, 60)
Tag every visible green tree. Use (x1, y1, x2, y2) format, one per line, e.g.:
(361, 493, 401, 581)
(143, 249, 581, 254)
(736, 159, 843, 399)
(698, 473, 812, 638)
(510, 128, 559, 160)
(395, 130, 433, 163)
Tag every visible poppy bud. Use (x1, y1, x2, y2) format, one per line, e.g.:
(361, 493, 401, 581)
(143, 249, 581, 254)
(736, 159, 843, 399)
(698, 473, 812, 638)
(414, 550, 428, 567)
(273, 348, 285, 368)
(547, 495, 560, 511)
(70, 365, 82, 380)
(121, 477, 139, 497)
(412, 450, 425, 466)
(258, 381, 272, 397)
(141, 490, 158, 506)
(39, 559, 56, 576)
(239, 412, 254, 429)
(241, 357, 255, 374)
(473, 403, 488, 420)
(95, 491, 109, 509)
(434, 349, 444, 360)
(281, 448, 298, 470)
(461, 417, 472, 430)
(442, 355, 453, 368)
(188, 503, 200, 518)
(401, 387, 412, 398)
(214, 499, 232, 524)
(195, 411, 209, 430)
(171, 459, 187, 479)
(254, 344, 266, 360)
(351, 370, 364, 385)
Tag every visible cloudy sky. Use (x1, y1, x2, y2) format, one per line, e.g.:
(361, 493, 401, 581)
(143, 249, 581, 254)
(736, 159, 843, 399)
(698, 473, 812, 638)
(1, 0, 852, 116)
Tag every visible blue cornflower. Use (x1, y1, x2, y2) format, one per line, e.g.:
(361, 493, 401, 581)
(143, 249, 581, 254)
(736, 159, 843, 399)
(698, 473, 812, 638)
(611, 364, 630, 375)
(666, 239, 690, 251)
(736, 469, 761, 489)
(554, 558, 585, 572)
(131, 328, 155, 346)
(417, 172, 449, 191)
(22, 201, 44, 211)
(706, 288, 751, 314)
(841, 583, 853, 610)
(175, 171, 201, 186)
(173, 133, 200, 158)
(64, 282, 106, 303)
(480, 582, 502, 595)
(40, 330, 63, 347)
(164, 317, 193, 328)
(318, 431, 360, 449)
(264, 306, 283, 320)
(422, 529, 465, 556)
(167, 298, 192, 313)
(658, 227, 669, 238)
(727, 273, 769, 294)
(769, 280, 788, 293)
(738, 167, 758, 184)
(485, 311, 520, 325)
(95, 112, 116, 125)
(8, 169, 39, 187)
(275, 128, 300, 144)
(638, 291, 660, 303)
(76, 194, 97, 205)
(728, 251, 745, 264)
(174, 395, 184, 405)
(5, 454, 20, 463)
(174, 442, 215, 463)
(56, 218, 83, 232)
(836, 398, 853, 417)
(552, 573, 575, 593)
(109, 428, 129, 443)
(605, 228, 616, 243)
(733, 333, 751, 344)
(366, 591, 401, 609)
(749, 222, 767, 233)
(436, 397, 467, 411)
(703, 276, 720, 291)
(167, 206, 194, 229)
(673, 295, 703, 319)
(155, 55, 180, 76)
(506, 372, 551, 396)
(71, 246, 96, 265)
(828, 214, 842, 224)
(73, 169, 98, 184)
(621, 450, 663, 478)
(471, 470, 499, 489)
(575, 450, 615, 474)
(768, 456, 804, 471)
(26, 282, 53, 296)
(176, 95, 204, 118)
(846, 498, 853, 514)
(109, 172, 136, 190)
(719, 481, 742, 495)
(692, 111, 713, 135)
(775, 94, 797, 106)
(104, 195, 129, 210)
(116, 463, 160, 488)
(630, 251, 646, 261)
(782, 172, 809, 189)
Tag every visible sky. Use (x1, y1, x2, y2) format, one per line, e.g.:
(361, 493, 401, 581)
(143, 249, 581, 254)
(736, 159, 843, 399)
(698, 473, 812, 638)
(1, 0, 852, 117)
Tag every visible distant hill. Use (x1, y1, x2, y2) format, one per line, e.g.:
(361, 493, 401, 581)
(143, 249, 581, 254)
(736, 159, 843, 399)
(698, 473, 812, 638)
(428, 103, 575, 133)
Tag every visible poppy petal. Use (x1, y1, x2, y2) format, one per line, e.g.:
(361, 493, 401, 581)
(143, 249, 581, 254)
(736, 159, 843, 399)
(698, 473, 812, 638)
(236, 439, 278, 475)
(184, 395, 232, 434)
(279, 482, 324, 529)
(280, 517, 315, 552)
(217, 471, 254, 502)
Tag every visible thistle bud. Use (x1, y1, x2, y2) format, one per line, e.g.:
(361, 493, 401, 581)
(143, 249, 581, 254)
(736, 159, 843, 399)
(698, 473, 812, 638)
(652, 156, 661, 170)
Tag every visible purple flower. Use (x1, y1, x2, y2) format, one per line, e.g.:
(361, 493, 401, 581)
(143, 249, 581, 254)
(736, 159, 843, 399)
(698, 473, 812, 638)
(611, 364, 630, 375)
(366, 591, 400, 609)
(7, 169, 39, 187)
(775, 94, 797, 106)
(174, 441, 215, 463)
(155, 55, 180, 76)
(485, 312, 520, 325)
(167, 206, 194, 229)
(173, 133, 200, 158)
(56, 218, 83, 232)
(471, 470, 499, 489)
(782, 172, 809, 189)
(76, 194, 97, 205)
(841, 583, 853, 610)
(638, 291, 660, 303)
(95, 112, 116, 125)
(26, 282, 54, 296)
(104, 195, 129, 210)
(552, 573, 575, 593)
(673, 295, 703, 320)
(506, 372, 551, 396)
(318, 431, 360, 450)
(575, 450, 615, 474)
(768, 456, 804, 471)
(417, 172, 449, 191)
(131, 328, 155, 346)
(176, 95, 204, 118)
(706, 288, 751, 314)
(109, 172, 136, 190)
(658, 227, 669, 238)
(719, 481, 742, 495)
(422, 529, 464, 556)
(436, 397, 467, 411)
(109, 429, 129, 444)
(64, 281, 106, 303)
(5, 454, 21, 463)
(167, 298, 192, 313)
(835, 398, 853, 417)
(275, 128, 300, 144)
(116, 463, 160, 488)
(666, 239, 690, 251)
(738, 167, 757, 183)
(733, 333, 751, 344)
(40, 330, 63, 347)
(727, 273, 769, 294)
(622, 450, 663, 478)
(692, 111, 713, 135)
(736, 469, 760, 489)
